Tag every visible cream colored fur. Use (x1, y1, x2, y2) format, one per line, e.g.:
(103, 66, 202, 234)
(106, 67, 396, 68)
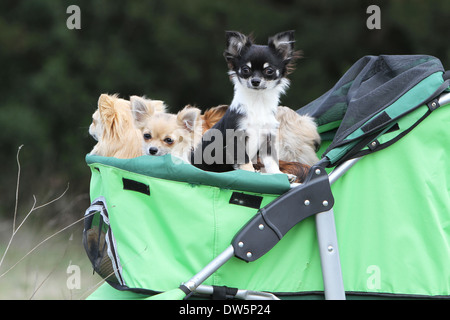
(276, 106, 320, 166)
(89, 94, 165, 158)
(131, 97, 202, 163)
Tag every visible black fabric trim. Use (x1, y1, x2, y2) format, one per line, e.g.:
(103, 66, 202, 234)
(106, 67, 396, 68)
(367, 139, 380, 151)
(361, 111, 391, 133)
(427, 98, 440, 111)
(97, 285, 450, 300)
(272, 290, 450, 300)
(212, 286, 239, 300)
(386, 123, 400, 133)
(229, 192, 263, 209)
(332, 108, 432, 167)
(179, 284, 192, 296)
(106, 227, 125, 285)
(106, 281, 161, 296)
(122, 178, 150, 196)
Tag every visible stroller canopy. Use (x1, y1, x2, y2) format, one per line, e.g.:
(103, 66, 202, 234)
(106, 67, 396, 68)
(298, 55, 448, 166)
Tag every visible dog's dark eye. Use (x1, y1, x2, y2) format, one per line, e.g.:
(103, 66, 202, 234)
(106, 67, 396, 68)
(144, 133, 152, 140)
(240, 66, 251, 77)
(164, 137, 174, 145)
(264, 67, 275, 77)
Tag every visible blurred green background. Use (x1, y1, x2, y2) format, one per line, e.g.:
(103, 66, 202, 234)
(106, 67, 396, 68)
(0, 0, 448, 299)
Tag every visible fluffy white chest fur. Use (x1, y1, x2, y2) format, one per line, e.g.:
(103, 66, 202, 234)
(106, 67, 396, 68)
(230, 79, 289, 132)
(229, 79, 289, 173)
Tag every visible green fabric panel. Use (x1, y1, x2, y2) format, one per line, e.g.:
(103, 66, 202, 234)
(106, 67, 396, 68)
(323, 140, 358, 165)
(333, 105, 450, 297)
(317, 120, 342, 134)
(86, 154, 290, 195)
(376, 105, 428, 145)
(212, 215, 321, 292)
(90, 165, 217, 291)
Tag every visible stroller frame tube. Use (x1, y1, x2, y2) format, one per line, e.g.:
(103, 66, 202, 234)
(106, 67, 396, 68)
(314, 157, 361, 300)
(182, 245, 235, 293)
(328, 157, 361, 185)
(315, 208, 344, 300)
(438, 91, 450, 108)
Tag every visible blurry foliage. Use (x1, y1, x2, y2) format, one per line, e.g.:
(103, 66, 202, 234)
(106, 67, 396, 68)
(0, 0, 448, 217)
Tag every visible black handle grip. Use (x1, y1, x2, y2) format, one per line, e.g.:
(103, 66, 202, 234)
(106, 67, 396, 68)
(231, 165, 334, 262)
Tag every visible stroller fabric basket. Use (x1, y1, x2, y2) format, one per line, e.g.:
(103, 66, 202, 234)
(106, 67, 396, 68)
(84, 55, 450, 300)
(84, 155, 324, 297)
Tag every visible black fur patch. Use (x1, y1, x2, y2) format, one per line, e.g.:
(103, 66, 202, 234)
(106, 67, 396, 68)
(191, 108, 248, 172)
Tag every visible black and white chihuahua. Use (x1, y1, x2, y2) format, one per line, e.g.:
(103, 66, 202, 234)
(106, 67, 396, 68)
(192, 30, 300, 173)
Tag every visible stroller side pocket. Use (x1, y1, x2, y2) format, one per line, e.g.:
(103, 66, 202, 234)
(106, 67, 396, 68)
(83, 197, 124, 287)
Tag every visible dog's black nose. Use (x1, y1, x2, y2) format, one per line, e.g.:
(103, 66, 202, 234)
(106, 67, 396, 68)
(149, 147, 158, 155)
(251, 78, 261, 87)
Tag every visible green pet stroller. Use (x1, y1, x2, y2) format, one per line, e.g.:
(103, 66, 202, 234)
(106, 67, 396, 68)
(83, 55, 450, 300)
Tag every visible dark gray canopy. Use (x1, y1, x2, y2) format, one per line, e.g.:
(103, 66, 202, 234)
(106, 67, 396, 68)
(298, 55, 447, 165)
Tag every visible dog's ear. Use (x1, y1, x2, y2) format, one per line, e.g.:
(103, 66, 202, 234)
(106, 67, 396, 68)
(177, 106, 201, 133)
(131, 96, 153, 128)
(146, 100, 166, 113)
(268, 30, 301, 74)
(97, 94, 124, 140)
(268, 30, 296, 60)
(224, 31, 253, 66)
(98, 94, 117, 124)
